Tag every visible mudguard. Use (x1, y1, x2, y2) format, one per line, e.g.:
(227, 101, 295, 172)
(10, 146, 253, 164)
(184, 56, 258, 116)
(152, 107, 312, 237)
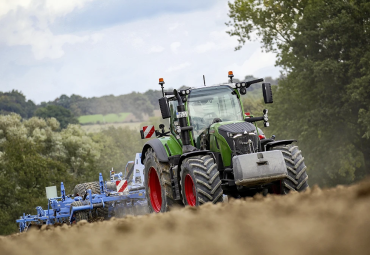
(141, 138, 169, 164)
(265, 139, 297, 151)
(178, 150, 214, 169)
(176, 150, 214, 182)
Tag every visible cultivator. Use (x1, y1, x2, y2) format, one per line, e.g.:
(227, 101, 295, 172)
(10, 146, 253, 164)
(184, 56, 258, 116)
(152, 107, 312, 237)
(16, 153, 148, 232)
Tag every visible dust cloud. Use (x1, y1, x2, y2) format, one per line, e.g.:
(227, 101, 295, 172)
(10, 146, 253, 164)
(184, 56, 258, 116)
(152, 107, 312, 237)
(1, 178, 370, 255)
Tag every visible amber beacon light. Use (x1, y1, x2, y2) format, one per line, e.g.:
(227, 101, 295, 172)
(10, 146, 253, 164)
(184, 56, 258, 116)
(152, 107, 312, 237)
(228, 71, 234, 82)
(159, 78, 165, 96)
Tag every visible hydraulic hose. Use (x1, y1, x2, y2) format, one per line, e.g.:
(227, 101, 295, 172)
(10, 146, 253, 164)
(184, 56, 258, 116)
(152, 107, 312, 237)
(173, 89, 183, 106)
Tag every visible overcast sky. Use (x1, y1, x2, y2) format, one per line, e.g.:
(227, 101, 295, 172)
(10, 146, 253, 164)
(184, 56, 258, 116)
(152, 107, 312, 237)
(0, 0, 280, 104)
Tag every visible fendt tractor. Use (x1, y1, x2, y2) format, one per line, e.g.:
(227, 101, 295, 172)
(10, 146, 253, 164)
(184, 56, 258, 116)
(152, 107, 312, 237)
(140, 71, 309, 213)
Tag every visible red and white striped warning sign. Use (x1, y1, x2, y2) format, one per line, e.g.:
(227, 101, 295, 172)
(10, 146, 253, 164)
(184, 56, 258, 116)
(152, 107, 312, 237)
(116, 180, 128, 193)
(142, 125, 155, 139)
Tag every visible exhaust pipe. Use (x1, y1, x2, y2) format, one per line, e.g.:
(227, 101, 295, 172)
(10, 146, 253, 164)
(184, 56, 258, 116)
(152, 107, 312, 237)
(173, 89, 197, 153)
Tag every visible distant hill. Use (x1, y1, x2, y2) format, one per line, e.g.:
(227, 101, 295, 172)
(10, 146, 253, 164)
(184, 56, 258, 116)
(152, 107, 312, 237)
(0, 75, 280, 125)
(43, 90, 162, 121)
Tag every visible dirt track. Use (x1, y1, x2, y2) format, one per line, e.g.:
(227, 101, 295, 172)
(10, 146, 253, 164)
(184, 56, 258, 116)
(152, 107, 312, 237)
(1, 179, 370, 255)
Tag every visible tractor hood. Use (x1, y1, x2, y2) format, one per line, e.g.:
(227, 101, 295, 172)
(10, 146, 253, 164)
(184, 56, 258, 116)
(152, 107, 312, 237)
(217, 121, 256, 135)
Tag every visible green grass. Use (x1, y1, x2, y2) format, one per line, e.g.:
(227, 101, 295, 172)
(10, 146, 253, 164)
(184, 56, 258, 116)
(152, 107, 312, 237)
(80, 122, 142, 133)
(78, 112, 130, 124)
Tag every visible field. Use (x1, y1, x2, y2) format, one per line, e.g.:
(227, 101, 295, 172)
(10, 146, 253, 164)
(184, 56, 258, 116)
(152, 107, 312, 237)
(78, 112, 130, 124)
(79, 110, 162, 133)
(80, 122, 142, 133)
(2, 178, 370, 255)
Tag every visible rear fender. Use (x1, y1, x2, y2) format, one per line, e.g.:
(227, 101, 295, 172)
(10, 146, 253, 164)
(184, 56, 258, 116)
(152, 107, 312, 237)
(177, 150, 215, 178)
(141, 139, 169, 164)
(265, 139, 297, 151)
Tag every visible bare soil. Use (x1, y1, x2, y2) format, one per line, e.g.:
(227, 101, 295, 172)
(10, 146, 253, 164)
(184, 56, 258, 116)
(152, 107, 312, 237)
(1, 179, 370, 255)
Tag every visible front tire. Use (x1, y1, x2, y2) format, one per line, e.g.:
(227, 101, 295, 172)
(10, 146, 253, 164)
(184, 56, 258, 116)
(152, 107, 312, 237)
(180, 155, 223, 206)
(143, 148, 170, 213)
(272, 144, 309, 194)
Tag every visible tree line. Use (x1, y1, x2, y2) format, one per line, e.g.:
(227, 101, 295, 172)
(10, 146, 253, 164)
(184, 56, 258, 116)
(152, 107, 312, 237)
(0, 90, 164, 126)
(43, 90, 162, 121)
(0, 89, 166, 129)
(0, 77, 277, 127)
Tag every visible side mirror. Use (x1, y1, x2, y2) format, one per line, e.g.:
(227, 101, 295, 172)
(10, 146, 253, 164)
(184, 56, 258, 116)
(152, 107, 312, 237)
(158, 97, 171, 119)
(262, 83, 273, 104)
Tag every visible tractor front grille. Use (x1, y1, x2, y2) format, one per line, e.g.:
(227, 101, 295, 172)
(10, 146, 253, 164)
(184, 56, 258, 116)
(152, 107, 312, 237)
(218, 122, 259, 155)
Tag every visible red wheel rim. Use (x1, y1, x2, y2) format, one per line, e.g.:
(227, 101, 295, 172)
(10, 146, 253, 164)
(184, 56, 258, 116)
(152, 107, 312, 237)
(148, 167, 162, 212)
(184, 174, 196, 206)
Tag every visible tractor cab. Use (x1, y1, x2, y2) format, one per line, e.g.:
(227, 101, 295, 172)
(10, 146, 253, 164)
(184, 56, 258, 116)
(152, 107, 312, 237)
(158, 72, 272, 154)
(187, 85, 244, 144)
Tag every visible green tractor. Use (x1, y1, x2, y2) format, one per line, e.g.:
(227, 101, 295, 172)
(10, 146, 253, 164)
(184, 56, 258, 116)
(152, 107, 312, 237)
(140, 72, 308, 213)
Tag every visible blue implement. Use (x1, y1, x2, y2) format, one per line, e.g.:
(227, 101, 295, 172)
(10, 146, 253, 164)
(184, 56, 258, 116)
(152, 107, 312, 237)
(16, 153, 147, 232)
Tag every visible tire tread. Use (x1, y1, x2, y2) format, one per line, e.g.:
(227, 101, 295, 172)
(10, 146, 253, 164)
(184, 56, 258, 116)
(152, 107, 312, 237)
(273, 144, 309, 194)
(180, 155, 223, 205)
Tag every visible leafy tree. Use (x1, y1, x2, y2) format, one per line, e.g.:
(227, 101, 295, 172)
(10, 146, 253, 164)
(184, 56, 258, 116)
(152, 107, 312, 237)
(117, 92, 154, 121)
(0, 135, 68, 234)
(227, 0, 370, 186)
(54, 94, 71, 109)
(60, 124, 101, 181)
(90, 126, 146, 180)
(0, 114, 103, 234)
(144, 89, 163, 108)
(46, 92, 157, 121)
(0, 90, 36, 118)
(242, 96, 265, 116)
(34, 105, 79, 129)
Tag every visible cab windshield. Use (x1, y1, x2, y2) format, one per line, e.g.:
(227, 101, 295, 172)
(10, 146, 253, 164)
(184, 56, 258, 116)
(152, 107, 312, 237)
(188, 86, 243, 142)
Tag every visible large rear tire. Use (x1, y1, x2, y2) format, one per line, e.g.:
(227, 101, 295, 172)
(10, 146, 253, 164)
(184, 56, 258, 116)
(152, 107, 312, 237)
(180, 155, 223, 206)
(143, 148, 171, 213)
(272, 144, 309, 194)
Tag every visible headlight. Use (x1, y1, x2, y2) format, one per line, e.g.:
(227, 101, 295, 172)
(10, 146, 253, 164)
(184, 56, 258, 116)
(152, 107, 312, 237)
(227, 132, 242, 139)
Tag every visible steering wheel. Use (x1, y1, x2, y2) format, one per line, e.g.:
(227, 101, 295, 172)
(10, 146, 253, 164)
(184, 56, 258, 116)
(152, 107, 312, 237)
(191, 116, 207, 130)
(203, 112, 217, 120)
